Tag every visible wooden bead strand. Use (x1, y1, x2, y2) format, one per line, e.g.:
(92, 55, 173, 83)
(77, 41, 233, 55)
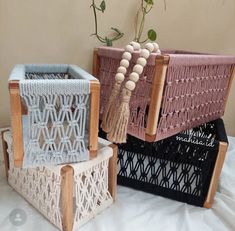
(107, 42, 161, 143)
(101, 41, 141, 132)
(114, 42, 141, 85)
(124, 42, 160, 93)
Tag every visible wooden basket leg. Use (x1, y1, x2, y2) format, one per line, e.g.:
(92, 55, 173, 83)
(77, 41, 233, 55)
(1, 129, 10, 178)
(9, 81, 24, 167)
(61, 166, 74, 231)
(108, 144, 118, 201)
(204, 142, 228, 208)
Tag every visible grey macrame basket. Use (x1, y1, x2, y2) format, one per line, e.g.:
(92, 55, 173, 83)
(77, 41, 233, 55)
(9, 64, 100, 168)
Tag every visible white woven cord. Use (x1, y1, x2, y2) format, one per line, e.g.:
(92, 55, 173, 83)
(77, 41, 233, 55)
(5, 131, 63, 229)
(20, 77, 90, 167)
(73, 153, 113, 230)
(4, 131, 113, 231)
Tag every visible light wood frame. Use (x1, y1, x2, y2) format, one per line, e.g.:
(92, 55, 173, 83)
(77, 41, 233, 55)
(145, 55, 169, 142)
(8, 78, 100, 167)
(1, 129, 10, 178)
(1, 130, 117, 230)
(203, 141, 228, 208)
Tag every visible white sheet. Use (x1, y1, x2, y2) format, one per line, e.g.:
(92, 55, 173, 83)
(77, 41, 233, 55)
(0, 137, 235, 231)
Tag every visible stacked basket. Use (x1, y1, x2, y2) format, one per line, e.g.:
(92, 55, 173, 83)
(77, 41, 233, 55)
(2, 64, 118, 231)
(2, 47, 235, 231)
(94, 47, 235, 208)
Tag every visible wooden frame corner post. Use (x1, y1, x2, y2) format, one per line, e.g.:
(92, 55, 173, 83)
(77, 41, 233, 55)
(108, 144, 118, 201)
(145, 55, 170, 142)
(89, 80, 100, 158)
(9, 81, 24, 167)
(1, 129, 10, 178)
(203, 141, 228, 208)
(92, 49, 100, 78)
(61, 165, 74, 231)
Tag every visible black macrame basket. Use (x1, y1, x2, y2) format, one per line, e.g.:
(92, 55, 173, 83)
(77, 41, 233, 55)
(99, 119, 228, 207)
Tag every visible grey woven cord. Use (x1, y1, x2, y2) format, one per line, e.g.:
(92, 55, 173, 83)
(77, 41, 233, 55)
(10, 64, 92, 167)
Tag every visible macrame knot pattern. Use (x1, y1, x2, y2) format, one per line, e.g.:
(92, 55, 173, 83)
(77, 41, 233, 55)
(18, 68, 91, 168)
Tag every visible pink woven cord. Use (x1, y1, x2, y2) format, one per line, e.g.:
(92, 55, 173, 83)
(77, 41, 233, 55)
(97, 47, 235, 142)
(168, 54, 235, 66)
(156, 63, 234, 140)
(99, 57, 120, 116)
(98, 48, 156, 140)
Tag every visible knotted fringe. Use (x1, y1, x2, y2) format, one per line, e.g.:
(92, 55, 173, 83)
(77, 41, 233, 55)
(107, 88, 131, 143)
(101, 82, 122, 132)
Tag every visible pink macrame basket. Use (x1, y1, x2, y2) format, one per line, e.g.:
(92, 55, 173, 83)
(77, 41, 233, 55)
(93, 47, 235, 142)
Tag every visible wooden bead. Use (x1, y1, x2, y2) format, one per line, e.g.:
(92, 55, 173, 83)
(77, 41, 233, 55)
(125, 44, 134, 53)
(133, 64, 143, 75)
(137, 57, 147, 67)
(153, 43, 159, 52)
(140, 49, 150, 59)
(156, 49, 161, 55)
(122, 52, 132, 61)
(129, 72, 139, 82)
(145, 43, 154, 53)
(125, 80, 136, 91)
(117, 66, 127, 75)
(130, 41, 141, 50)
(120, 59, 129, 68)
(115, 73, 125, 82)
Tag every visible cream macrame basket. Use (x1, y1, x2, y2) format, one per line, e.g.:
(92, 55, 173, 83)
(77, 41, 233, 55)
(1, 130, 117, 231)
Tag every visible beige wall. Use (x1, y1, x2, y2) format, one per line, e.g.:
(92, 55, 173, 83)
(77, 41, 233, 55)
(0, 0, 235, 135)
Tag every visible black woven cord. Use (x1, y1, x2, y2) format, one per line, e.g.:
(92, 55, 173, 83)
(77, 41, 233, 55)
(25, 72, 66, 79)
(117, 176, 205, 206)
(99, 119, 227, 207)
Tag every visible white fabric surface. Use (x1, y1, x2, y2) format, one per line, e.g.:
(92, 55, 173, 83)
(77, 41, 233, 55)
(0, 137, 235, 231)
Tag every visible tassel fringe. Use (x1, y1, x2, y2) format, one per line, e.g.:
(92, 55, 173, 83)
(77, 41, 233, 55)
(107, 89, 131, 143)
(101, 82, 121, 132)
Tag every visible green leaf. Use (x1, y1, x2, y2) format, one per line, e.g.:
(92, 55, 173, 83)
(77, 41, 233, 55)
(111, 27, 121, 34)
(144, 0, 154, 5)
(100, 1, 106, 13)
(147, 29, 157, 41)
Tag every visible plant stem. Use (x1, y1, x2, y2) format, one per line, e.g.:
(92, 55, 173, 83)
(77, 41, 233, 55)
(91, 0, 106, 43)
(137, 9, 146, 42)
(91, 0, 124, 46)
(134, 9, 140, 41)
(92, 0, 98, 35)
(134, 0, 150, 43)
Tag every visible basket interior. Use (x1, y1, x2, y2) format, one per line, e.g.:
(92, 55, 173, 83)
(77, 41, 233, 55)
(25, 72, 69, 79)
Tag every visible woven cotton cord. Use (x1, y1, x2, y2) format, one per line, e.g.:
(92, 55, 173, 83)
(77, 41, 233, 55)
(19, 78, 90, 167)
(101, 41, 141, 133)
(20, 79, 90, 96)
(107, 42, 161, 143)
